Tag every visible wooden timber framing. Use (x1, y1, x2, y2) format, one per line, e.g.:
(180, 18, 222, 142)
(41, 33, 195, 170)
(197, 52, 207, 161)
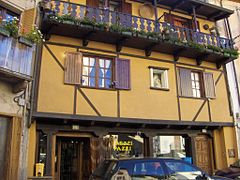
(33, 41, 232, 131)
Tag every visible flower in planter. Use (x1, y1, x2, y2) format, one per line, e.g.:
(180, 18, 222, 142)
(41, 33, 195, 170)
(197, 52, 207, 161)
(3, 17, 19, 38)
(21, 26, 44, 44)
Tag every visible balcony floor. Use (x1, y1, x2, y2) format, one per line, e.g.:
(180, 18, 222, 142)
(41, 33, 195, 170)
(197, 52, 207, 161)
(42, 19, 233, 66)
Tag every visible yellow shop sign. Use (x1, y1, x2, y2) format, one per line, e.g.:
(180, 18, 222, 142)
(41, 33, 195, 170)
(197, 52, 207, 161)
(114, 141, 133, 152)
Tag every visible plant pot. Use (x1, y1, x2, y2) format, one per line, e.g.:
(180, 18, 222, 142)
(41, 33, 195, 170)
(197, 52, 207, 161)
(231, 54, 239, 59)
(18, 36, 34, 47)
(63, 20, 75, 25)
(205, 49, 214, 54)
(224, 52, 231, 57)
(122, 31, 132, 36)
(214, 51, 222, 56)
(81, 24, 94, 30)
(0, 27, 10, 37)
(94, 26, 105, 31)
(138, 33, 147, 39)
(148, 36, 158, 41)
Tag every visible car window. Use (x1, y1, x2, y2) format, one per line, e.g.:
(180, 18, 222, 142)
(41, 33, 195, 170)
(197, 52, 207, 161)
(164, 160, 198, 174)
(132, 161, 164, 176)
(92, 160, 117, 178)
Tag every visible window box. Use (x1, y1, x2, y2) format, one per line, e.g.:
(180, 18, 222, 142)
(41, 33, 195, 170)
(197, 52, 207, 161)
(0, 27, 10, 37)
(137, 33, 147, 39)
(122, 31, 133, 36)
(62, 20, 75, 25)
(224, 52, 231, 58)
(148, 36, 159, 41)
(205, 48, 214, 54)
(80, 24, 94, 30)
(18, 36, 34, 47)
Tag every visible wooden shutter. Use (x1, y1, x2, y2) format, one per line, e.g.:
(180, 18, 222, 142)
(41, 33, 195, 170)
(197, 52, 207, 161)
(121, 0, 132, 14)
(20, 8, 36, 33)
(86, 0, 99, 8)
(179, 68, 193, 97)
(164, 13, 172, 23)
(203, 72, 216, 98)
(115, 58, 131, 90)
(64, 52, 82, 85)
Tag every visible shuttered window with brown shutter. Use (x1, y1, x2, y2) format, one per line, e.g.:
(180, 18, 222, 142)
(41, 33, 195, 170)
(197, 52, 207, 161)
(64, 52, 82, 85)
(86, 0, 99, 7)
(115, 58, 131, 90)
(121, 0, 132, 14)
(178, 68, 193, 97)
(203, 72, 216, 99)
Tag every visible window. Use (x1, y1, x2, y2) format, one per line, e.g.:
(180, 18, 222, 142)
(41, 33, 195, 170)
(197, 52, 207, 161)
(178, 68, 216, 99)
(82, 56, 113, 88)
(0, 7, 19, 22)
(150, 67, 169, 89)
(64, 52, 131, 90)
(132, 161, 164, 176)
(191, 71, 202, 98)
(164, 160, 199, 173)
(99, 0, 120, 11)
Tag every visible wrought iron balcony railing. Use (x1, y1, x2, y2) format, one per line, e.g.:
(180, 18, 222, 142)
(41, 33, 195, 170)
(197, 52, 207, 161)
(0, 35, 35, 77)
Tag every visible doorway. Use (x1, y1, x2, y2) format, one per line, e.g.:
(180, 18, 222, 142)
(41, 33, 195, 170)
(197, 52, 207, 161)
(195, 135, 213, 175)
(56, 137, 90, 180)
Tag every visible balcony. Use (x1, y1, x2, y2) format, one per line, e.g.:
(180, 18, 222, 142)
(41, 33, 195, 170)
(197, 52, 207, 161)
(0, 35, 35, 84)
(41, 1, 238, 67)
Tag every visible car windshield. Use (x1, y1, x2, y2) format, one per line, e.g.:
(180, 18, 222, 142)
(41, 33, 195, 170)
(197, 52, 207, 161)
(92, 160, 117, 178)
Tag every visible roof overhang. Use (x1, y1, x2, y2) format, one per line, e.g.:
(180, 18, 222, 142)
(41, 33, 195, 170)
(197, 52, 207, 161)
(144, 0, 234, 21)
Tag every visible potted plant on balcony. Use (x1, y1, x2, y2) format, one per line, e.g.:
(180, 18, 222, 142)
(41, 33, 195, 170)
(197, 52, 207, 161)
(58, 14, 76, 25)
(137, 30, 148, 38)
(121, 27, 134, 36)
(109, 24, 122, 33)
(206, 44, 222, 55)
(95, 22, 108, 31)
(223, 48, 239, 59)
(19, 27, 43, 47)
(80, 17, 95, 29)
(147, 31, 160, 41)
(3, 17, 19, 38)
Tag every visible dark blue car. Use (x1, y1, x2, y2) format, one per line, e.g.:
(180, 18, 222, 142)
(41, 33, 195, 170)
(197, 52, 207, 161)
(90, 158, 231, 180)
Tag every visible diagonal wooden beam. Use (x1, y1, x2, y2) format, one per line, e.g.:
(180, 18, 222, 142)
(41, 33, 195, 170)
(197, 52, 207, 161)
(77, 87, 102, 116)
(192, 100, 207, 121)
(44, 43, 64, 70)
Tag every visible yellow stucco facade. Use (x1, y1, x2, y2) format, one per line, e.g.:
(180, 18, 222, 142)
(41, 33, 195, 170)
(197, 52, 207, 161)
(27, 0, 239, 177)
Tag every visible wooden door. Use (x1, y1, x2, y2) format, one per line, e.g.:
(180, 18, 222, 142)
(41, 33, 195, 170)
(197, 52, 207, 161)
(195, 135, 213, 175)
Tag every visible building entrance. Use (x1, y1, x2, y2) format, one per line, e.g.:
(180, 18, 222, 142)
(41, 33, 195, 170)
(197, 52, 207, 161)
(56, 137, 90, 180)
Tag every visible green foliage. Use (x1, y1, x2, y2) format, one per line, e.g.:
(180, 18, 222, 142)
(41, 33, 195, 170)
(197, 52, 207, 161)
(206, 44, 222, 52)
(223, 48, 239, 57)
(24, 27, 43, 44)
(80, 17, 96, 26)
(3, 18, 19, 38)
(59, 14, 76, 23)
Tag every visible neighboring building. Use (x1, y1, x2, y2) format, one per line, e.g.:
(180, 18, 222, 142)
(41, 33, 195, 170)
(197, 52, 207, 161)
(208, 0, 240, 156)
(0, 0, 37, 179)
(28, 0, 239, 179)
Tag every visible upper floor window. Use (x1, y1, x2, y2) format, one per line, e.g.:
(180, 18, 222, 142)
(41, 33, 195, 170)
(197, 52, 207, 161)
(191, 71, 202, 98)
(150, 67, 169, 90)
(82, 56, 113, 88)
(178, 68, 216, 99)
(64, 52, 131, 90)
(0, 7, 19, 22)
(99, 0, 120, 11)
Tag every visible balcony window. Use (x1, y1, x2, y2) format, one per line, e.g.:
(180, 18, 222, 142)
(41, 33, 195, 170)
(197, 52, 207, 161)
(99, 0, 120, 11)
(0, 7, 19, 22)
(82, 56, 113, 89)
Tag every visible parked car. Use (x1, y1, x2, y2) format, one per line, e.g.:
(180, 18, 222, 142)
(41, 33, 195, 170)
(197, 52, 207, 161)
(215, 160, 240, 179)
(90, 158, 231, 180)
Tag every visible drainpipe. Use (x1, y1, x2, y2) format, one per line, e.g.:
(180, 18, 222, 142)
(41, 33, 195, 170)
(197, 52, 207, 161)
(192, 5, 198, 31)
(152, 0, 158, 32)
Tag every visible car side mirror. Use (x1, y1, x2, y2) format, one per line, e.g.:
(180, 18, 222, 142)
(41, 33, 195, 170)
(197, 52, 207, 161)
(111, 168, 131, 180)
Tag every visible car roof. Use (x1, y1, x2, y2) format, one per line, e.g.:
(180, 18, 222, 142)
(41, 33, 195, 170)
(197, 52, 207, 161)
(105, 157, 183, 162)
